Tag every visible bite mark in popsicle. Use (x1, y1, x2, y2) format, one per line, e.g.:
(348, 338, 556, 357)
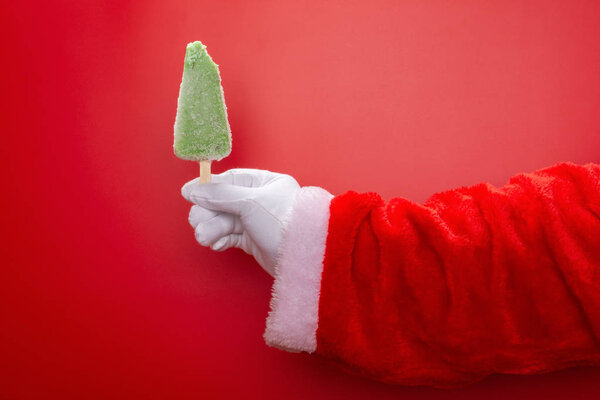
(174, 41, 232, 183)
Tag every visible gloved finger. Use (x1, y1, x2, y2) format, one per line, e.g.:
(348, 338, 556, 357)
(181, 181, 255, 215)
(194, 214, 243, 247)
(211, 169, 277, 188)
(210, 233, 248, 252)
(188, 205, 220, 229)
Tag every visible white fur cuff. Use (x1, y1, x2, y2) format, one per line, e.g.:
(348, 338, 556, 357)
(263, 186, 333, 353)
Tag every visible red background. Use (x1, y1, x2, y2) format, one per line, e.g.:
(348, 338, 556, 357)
(2, 0, 600, 398)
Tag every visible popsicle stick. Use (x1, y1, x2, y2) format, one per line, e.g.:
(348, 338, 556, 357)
(199, 160, 212, 183)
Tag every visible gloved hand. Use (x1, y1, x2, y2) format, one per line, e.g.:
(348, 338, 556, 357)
(181, 169, 301, 277)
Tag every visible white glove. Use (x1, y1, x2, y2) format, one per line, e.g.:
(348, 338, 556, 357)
(181, 168, 301, 277)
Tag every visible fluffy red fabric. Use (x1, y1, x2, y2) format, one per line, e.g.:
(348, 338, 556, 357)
(315, 162, 600, 388)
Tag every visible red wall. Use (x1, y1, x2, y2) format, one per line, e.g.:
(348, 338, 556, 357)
(2, 0, 600, 398)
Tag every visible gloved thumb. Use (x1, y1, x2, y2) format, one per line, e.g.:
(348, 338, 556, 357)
(181, 179, 256, 215)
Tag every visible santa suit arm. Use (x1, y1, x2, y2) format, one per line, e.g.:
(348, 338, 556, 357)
(263, 162, 600, 387)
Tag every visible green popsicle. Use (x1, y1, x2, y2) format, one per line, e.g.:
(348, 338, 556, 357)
(174, 41, 232, 182)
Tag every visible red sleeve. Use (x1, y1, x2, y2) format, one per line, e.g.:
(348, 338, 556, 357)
(316, 162, 600, 387)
